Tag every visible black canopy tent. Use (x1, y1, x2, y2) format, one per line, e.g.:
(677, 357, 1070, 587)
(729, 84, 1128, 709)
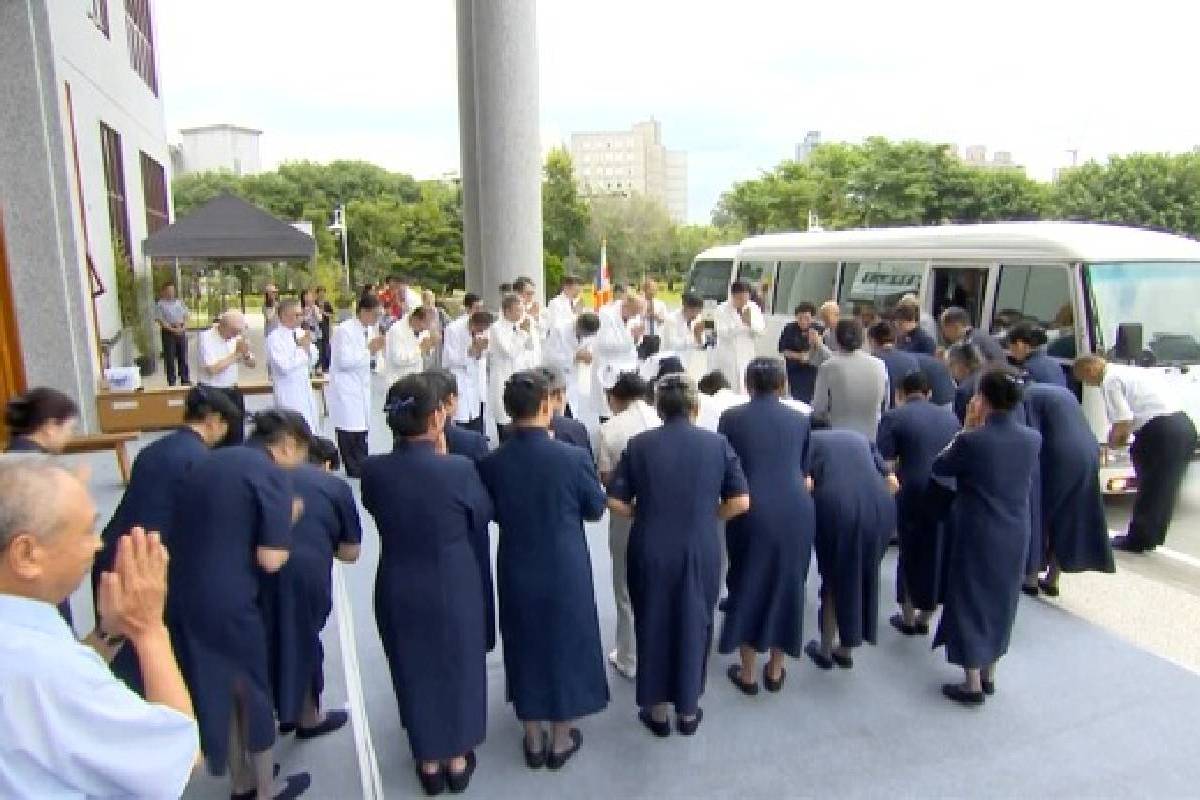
(142, 192, 316, 263)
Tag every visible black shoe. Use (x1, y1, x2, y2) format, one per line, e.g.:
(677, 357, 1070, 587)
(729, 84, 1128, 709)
(763, 664, 786, 693)
(279, 723, 297, 735)
(547, 729, 582, 770)
(804, 640, 834, 670)
(1021, 583, 1039, 597)
(416, 764, 447, 796)
(1038, 579, 1060, 598)
(982, 679, 996, 696)
(726, 664, 759, 695)
(296, 709, 349, 740)
(274, 772, 312, 800)
(717, 597, 730, 612)
(889, 613, 919, 636)
(831, 651, 853, 669)
(676, 708, 703, 736)
(446, 751, 476, 793)
(638, 708, 670, 738)
(1111, 534, 1149, 554)
(942, 683, 985, 706)
(914, 620, 931, 636)
(523, 731, 548, 769)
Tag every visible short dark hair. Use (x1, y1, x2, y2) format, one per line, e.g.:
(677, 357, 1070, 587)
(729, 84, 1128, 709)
(309, 436, 341, 470)
(682, 293, 704, 310)
(5, 388, 79, 436)
(469, 310, 496, 329)
(576, 312, 601, 336)
(867, 321, 896, 346)
(561, 275, 581, 288)
(900, 371, 931, 396)
(608, 372, 649, 403)
(940, 306, 971, 327)
(500, 294, 522, 314)
(462, 292, 481, 310)
(745, 357, 787, 395)
(385, 374, 440, 438)
(503, 369, 549, 422)
(357, 293, 382, 313)
(698, 370, 731, 396)
(978, 367, 1023, 412)
(183, 385, 241, 425)
(795, 302, 817, 316)
(513, 277, 535, 293)
(408, 306, 429, 323)
(1006, 321, 1048, 348)
(655, 374, 699, 420)
(834, 319, 864, 351)
(655, 357, 685, 380)
(946, 342, 983, 371)
(249, 408, 312, 450)
(730, 280, 751, 295)
(498, 282, 514, 294)
(423, 368, 458, 405)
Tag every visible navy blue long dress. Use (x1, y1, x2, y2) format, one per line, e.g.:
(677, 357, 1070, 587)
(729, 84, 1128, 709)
(550, 412, 594, 458)
(953, 370, 982, 424)
(445, 420, 489, 463)
(262, 465, 362, 727)
(1022, 385, 1115, 574)
(877, 399, 961, 611)
(1010, 352, 1067, 387)
(5, 436, 74, 626)
(875, 347, 920, 408)
(478, 428, 609, 722)
(914, 353, 956, 407)
(608, 419, 748, 715)
(362, 441, 493, 760)
(441, 420, 496, 649)
(932, 413, 1041, 668)
(168, 445, 294, 772)
(808, 430, 894, 647)
(717, 396, 814, 657)
(95, 427, 211, 694)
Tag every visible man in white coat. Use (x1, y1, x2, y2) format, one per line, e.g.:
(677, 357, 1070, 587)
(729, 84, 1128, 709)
(546, 275, 583, 330)
(267, 298, 321, 436)
(443, 309, 494, 434)
(593, 295, 645, 421)
(384, 306, 433, 385)
(662, 292, 709, 379)
(488, 294, 540, 441)
(713, 280, 766, 393)
(543, 311, 602, 433)
(328, 294, 385, 477)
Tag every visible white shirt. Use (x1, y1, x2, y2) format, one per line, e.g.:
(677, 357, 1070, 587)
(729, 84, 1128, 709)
(713, 300, 767, 393)
(384, 318, 427, 383)
(1102, 364, 1180, 431)
(663, 309, 702, 354)
(443, 317, 487, 423)
(544, 320, 599, 429)
(0, 595, 197, 798)
(593, 307, 641, 416)
(697, 388, 749, 432)
(598, 400, 661, 475)
(198, 326, 242, 388)
(267, 325, 320, 435)
(547, 293, 581, 329)
(328, 318, 374, 433)
(637, 297, 669, 338)
(487, 318, 538, 425)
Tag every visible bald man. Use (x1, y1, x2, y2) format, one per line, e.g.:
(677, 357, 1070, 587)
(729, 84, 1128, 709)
(198, 309, 257, 445)
(0, 459, 198, 797)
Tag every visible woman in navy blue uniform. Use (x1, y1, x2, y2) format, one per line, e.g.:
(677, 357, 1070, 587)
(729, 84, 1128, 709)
(168, 409, 311, 798)
(1020, 383, 1114, 596)
(804, 421, 896, 670)
(868, 322, 920, 409)
(424, 368, 490, 463)
(1005, 322, 1067, 387)
(717, 358, 813, 694)
(263, 437, 362, 744)
(4, 388, 81, 625)
(946, 342, 986, 423)
(95, 386, 240, 694)
(608, 374, 750, 737)
(914, 352, 956, 407)
(478, 370, 608, 771)
(932, 369, 1041, 705)
(877, 372, 961, 635)
(362, 374, 493, 795)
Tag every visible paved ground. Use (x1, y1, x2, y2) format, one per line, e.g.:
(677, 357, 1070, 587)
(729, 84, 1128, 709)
(65, 379, 1200, 798)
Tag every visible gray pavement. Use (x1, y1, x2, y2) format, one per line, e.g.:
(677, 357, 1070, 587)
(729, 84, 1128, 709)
(66, 381, 1200, 798)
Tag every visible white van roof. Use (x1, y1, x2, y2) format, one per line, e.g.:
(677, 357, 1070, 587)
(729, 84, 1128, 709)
(693, 245, 739, 261)
(737, 222, 1200, 263)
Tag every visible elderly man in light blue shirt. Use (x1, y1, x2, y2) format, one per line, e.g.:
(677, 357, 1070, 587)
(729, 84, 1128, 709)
(0, 457, 198, 798)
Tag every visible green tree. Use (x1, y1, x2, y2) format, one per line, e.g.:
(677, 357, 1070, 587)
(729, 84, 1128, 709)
(1051, 152, 1200, 237)
(542, 148, 590, 290)
(586, 194, 675, 285)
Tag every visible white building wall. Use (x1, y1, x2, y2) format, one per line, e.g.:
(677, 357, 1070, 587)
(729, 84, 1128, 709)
(178, 127, 263, 175)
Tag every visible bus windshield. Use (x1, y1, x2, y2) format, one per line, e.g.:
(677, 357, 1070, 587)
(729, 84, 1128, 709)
(685, 259, 734, 302)
(1087, 261, 1200, 364)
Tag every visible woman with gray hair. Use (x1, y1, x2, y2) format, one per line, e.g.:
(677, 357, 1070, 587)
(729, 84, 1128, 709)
(607, 374, 750, 738)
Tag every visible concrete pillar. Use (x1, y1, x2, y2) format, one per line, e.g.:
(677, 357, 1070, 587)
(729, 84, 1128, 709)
(456, 0, 544, 308)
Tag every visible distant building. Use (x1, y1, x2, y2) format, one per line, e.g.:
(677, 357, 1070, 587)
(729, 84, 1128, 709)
(172, 123, 263, 176)
(795, 130, 821, 162)
(1, 0, 171, 429)
(960, 144, 1024, 172)
(569, 118, 688, 222)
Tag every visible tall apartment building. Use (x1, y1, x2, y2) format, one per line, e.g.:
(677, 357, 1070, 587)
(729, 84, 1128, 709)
(960, 144, 1022, 172)
(795, 130, 821, 163)
(569, 119, 688, 222)
(1, 0, 172, 430)
(172, 123, 263, 176)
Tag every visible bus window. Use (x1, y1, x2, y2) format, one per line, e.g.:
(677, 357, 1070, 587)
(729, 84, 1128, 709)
(990, 265, 1075, 357)
(736, 261, 775, 308)
(774, 261, 837, 315)
(684, 258, 734, 303)
(839, 261, 924, 320)
(930, 266, 988, 326)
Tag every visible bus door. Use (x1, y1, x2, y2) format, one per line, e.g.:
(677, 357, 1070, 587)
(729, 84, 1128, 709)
(929, 264, 992, 327)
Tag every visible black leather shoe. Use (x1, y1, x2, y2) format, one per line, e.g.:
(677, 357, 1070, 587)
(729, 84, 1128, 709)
(416, 764, 447, 796)
(523, 731, 548, 769)
(1111, 534, 1149, 554)
(1038, 579, 1060, 598)
(942, 683, 985, 706)
(831, 650, 853, 669)
(763, 664, 786, 693)
(275, 772, 312, 800)
(726, 664, 759, 695)
(676, 708, 703, 736)
(638, 708, 670, 738)
(804, 640, 834, 670)
(278, 723, 297, 735)
(547, 729, 582, 770)
(889, 613, 919, 636)
(296, 709, 349, 739)
(1021, 583, 1039, 597)
(914, 620, 931, 636)
(446, 751, 476, 793)
(982, 679, 996, 696)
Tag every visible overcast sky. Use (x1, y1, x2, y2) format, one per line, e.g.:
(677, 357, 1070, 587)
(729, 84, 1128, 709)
(156, 1, 1200, 224)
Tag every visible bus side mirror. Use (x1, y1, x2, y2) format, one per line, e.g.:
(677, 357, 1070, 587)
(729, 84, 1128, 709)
(1113, 323, 1144, 363)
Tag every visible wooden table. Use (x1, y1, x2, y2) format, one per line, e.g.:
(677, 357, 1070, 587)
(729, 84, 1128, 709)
(62, 432, 139, 484)
(96, 378, 329, 434)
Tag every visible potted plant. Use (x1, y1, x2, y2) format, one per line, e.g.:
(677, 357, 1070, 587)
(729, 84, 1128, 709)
(114, 246, 157, 377)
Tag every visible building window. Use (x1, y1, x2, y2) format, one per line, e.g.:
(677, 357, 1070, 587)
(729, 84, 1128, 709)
(88, 0, 110, 37)
(124, 0, 158, 94)
(139, 152, 169, 235)
(100, 123, 132, 260)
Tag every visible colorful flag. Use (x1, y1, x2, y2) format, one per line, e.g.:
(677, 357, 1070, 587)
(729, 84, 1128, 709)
(594, 238, 611, 310)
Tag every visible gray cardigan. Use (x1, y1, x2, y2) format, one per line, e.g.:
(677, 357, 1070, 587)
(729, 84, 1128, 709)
(811, 349, 889, 441)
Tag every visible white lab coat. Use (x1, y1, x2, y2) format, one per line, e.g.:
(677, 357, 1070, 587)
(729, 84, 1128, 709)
(544, 319, 599, 432)
(592, 307, 640, 418)
(327, 318, 374, 433)
(696, 388, 749, 433)
(546, 293, 580, 330)
(487, 319, 538, 425)
(267, 325, 320, 435)
(663, 308, 708, 379)
(443, 316, 487, 424)
(713, 301, 766, 393)
(384, 318, 426, 385)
